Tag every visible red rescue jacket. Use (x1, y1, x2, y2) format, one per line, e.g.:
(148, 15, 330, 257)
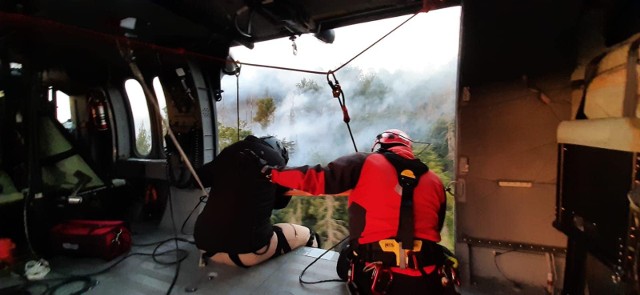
(271, 146, 446, 245)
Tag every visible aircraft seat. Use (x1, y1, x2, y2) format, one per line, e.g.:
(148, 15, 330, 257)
(557, 118, 640, 152)
(582, 32, 640, 119)
(0, 170, 23, 205)
(39, 116, 104, 193)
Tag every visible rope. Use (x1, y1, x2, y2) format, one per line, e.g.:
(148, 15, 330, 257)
(332, 11, 420, 73)
(235, 61, 326, 75)
(327, 73, 358, 152)
(116, 40, 208, 198)
(238, 11, 421, 76)
(240, 10, 422, 155)
(236, 70, 241, 142)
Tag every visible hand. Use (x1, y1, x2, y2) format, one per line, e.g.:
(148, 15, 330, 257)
(260, 165, 273, 179)
(241, 149, 274, 179)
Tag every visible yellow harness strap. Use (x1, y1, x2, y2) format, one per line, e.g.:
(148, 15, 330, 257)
(378, 239, 422, 268)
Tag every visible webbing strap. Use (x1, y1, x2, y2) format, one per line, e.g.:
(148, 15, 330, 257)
(380, 151, 428, 249)
(272, 225, 292, 258)
(576, 52, 607, 119)
(398, 176, 417, 249)
(228, 253, 248, 268)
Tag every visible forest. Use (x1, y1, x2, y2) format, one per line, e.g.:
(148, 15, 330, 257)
(215, 64, 457, 250)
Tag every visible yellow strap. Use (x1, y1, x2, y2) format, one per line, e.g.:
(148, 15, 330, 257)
(378, 239, 422, 266)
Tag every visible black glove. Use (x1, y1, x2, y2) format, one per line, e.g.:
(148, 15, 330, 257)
(242, 149, 275, 179)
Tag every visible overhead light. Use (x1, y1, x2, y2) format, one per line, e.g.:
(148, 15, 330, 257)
(120, 17, 137, 30)
(498, 180, 533, 188)
(120, 17, 138, 38)
(314, 29, 335, 44)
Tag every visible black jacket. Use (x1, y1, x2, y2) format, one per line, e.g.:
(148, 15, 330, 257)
(193, 135, 289, 254)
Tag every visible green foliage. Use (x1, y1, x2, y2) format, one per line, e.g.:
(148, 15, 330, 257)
(355, 72, 388, 99)
(160, 106, 169, 137)
(135, 121, 151, 155)
(414, 147, 450, 185)
(217, 121, 252, 150)
(414, 143, 456, 251)
(430, 118, 455, 171)
(271, 196, 349, 249)
(253, 97, 276, 128)
(296, 78, 321, 93)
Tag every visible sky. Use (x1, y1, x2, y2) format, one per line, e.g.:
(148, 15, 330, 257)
(218, 6, 462, 165)
(229, 6, 461, 77)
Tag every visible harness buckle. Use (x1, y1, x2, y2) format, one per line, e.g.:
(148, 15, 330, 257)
(378, 239, 422, 268)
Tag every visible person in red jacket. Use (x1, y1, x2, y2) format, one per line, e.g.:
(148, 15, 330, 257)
(262, 129, 457, 294)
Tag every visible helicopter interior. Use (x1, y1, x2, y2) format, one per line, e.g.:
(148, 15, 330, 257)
(1, 0, 640, 294)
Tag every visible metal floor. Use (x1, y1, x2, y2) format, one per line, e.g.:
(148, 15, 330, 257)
(6, 230, 347, 295)
(3, 231, 550, 295)
(2, 188, 549, 295)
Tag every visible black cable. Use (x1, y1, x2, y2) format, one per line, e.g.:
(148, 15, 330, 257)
(22, 190, 37, 256)
(236, 69, 241, 142)
(165, 181, 183, 295)
(337, 91, 357, 153)
(151, 239, 189, 266)
(332, 12, 420, 73)
(413, 142, 432, 158)
(8, 238, 192, 295)
(493, 250, 522, 289)
(327, 74, 358, 153)
(132, 237, 195, 247)
(444, 181, 456, 197)
(180, 194, 208, 235)
(138, 154, 203, 238)
(298, 236, 349, 285)
(87, 248, 187, 277)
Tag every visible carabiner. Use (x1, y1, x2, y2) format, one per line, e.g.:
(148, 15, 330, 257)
(326, 71, 342, 98)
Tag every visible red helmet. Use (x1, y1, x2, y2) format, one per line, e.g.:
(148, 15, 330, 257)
(372, 129, 412, 151)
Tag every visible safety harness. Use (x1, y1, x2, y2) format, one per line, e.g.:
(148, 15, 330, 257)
(343, 151, 459, 294)
(381, 151, 429, 252)
(202, 225, 318, 268)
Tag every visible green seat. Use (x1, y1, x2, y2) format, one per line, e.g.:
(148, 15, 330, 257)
(0, 170, 23, 205)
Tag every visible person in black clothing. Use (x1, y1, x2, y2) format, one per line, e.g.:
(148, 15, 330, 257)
(193, 135, 319, 267)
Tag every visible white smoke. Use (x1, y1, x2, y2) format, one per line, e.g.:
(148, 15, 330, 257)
(217, 7, 461, 166)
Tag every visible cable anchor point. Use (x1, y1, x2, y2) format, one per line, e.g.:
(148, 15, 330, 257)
(326, 72, 342, 98)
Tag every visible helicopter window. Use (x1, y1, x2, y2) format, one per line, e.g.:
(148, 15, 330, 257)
(152, 77, 168, 147)
(124, 79, 152, 156)
(47, 88, 74, 132)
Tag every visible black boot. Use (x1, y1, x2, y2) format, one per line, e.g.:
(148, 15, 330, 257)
(336, 242, 351, 281)
(305, 228, 322, 248)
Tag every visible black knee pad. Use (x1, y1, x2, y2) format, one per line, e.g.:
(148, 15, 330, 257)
(272, 225, 292, 258)
(305, 228, 322, 248)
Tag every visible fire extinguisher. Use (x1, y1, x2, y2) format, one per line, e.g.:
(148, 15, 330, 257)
(89, 97, 109, 131)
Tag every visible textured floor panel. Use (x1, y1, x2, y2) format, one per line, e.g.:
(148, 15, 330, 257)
(33, 228, 348, 295)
